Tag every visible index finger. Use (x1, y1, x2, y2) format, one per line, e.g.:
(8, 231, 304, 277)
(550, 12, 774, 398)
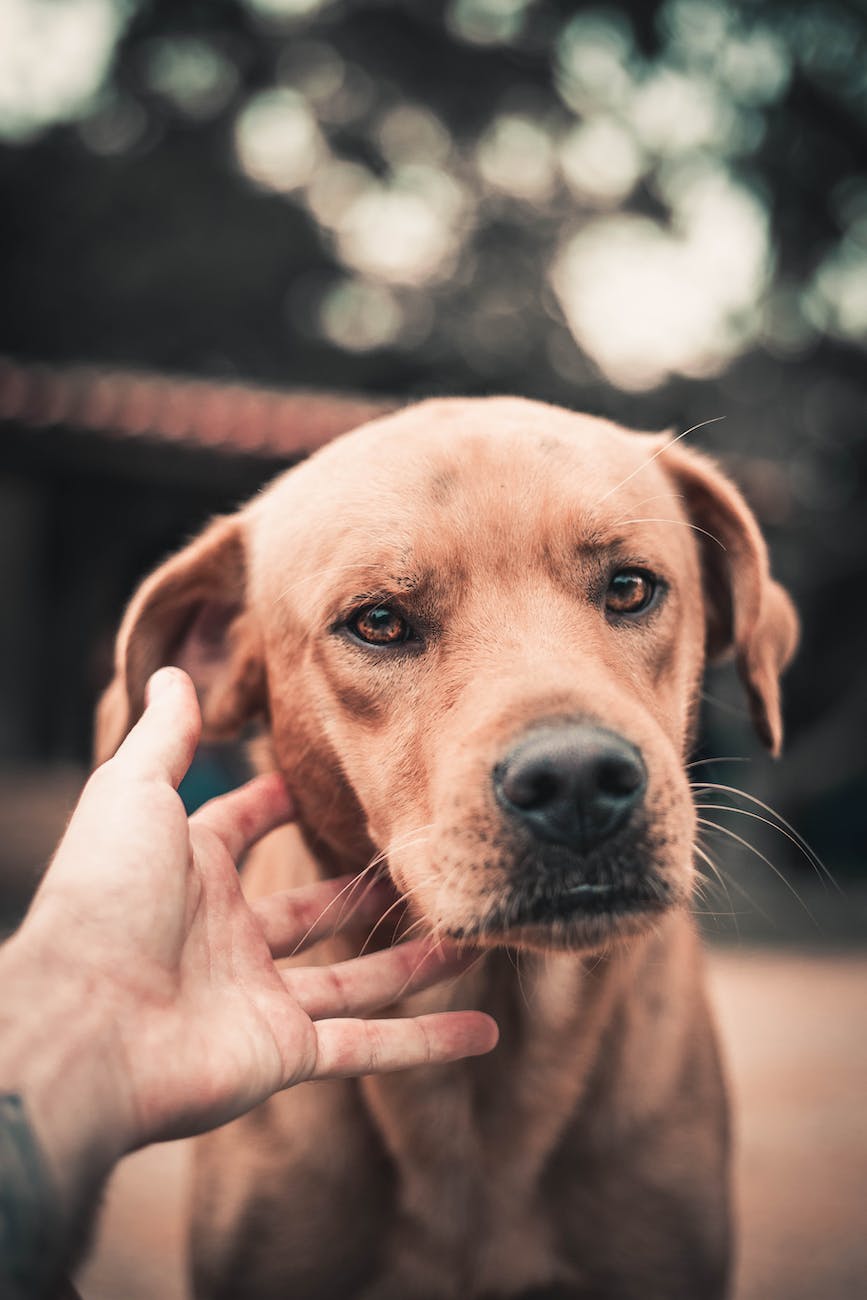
(191, 773, 294, 863)
(111, 667, 202, 788)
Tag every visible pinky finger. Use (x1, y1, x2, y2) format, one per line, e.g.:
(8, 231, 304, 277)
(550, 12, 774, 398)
(309, 1011, 498, 1080)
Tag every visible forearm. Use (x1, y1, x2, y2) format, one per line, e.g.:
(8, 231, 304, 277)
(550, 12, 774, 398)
(0, 923, 132, 1298)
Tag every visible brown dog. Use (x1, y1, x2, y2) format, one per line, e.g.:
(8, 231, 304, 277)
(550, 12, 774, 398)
(97, 397, 798, 1300)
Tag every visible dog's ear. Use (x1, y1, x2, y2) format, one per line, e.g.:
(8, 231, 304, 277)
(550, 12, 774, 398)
(94, 514, 265, 764)
(661, 441, 799, 756)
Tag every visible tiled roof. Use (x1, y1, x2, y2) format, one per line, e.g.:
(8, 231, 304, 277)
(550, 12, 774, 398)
(0, 355, 394, 458)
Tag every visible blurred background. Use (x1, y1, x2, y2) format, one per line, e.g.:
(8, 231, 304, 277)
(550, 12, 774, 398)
(0, 1, 864, 1298)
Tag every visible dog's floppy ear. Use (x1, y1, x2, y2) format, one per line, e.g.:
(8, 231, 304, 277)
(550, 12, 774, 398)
(661, 441, 799, 756)
(94, 514, 265, 764)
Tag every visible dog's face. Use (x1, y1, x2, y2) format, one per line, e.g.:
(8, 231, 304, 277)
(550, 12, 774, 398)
(98, 398, 798, 953)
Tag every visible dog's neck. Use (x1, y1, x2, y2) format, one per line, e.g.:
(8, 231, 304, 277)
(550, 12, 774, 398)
(241, 802, 704, 1292)
(354, 917, 702, 1297)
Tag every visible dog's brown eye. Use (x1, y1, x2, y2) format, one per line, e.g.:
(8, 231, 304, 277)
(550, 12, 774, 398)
(605, 570, 656, 615)
(350, 605, 412, 645)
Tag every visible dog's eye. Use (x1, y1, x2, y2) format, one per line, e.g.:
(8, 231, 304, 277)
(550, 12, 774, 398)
(349, 605, 413, 646)
(605, 569, 657, 615)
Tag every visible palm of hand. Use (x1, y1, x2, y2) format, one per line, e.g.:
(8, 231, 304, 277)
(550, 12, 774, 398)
(116, 781, 319, 1143)
(29, 670, 495, 1155)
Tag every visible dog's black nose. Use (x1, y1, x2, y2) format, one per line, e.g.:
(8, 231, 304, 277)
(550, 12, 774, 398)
(494, 725, 647, 852)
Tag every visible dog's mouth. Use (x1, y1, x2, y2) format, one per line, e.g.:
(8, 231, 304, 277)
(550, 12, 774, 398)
(382, 823, 678, 951)
(505, 877, 668, 924)
(436, 824, 676, 947)
(446, 874, 670, 945)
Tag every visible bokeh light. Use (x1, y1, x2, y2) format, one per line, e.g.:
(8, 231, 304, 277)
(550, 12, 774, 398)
(446, 0, 532, 47)
(560, 117, 644, 206)
(552, 167, 770, 389)
(3, 0, 865, 393)
(316, 277, 405, 352)
(0, 0, 133, 142)
(142, 36, 238, 121)
(476, 113, 558, 202)
(234, 88, 322, 193)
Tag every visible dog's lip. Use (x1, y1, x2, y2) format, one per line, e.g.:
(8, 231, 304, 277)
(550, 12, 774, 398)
(562, 880, 627, 897)
(442, 877, 669, 943)
(512, 879, 666, 923)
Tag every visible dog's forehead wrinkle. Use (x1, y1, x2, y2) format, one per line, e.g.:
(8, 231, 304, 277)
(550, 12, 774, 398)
(253, 416, 681, 597)
(275, 404, 651, 503)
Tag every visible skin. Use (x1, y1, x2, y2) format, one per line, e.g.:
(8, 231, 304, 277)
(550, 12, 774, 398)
(0, 669, 497, 1295)
(97, 396, 798, 1300)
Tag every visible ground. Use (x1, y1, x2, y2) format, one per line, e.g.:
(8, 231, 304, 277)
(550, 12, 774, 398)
(76, 947, 867, 1300)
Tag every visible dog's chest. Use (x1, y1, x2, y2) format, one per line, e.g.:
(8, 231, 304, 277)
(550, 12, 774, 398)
(358, 1066, 572, 1296)
(355, 963, 620, 1297)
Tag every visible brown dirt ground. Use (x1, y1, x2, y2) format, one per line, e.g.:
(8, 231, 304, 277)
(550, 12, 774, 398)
(75, 948, 867, 1300)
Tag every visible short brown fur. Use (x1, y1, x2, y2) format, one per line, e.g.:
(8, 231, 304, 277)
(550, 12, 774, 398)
(97, 397, 798, 1299)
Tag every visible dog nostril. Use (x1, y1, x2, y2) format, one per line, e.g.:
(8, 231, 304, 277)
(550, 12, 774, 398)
(597, 754, 644, 797)
(500, 764, 559, 811)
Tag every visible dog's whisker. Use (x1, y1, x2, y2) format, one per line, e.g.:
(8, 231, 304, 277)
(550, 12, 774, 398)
(693, 841, 740, 938)
(452, 950, 488, 985)
(391, 929, 459, 1005)
(610, 490, 685, 524)
(331, 824, 438, 936)
(596, 416, 726, 504)
(386, 873, 449, 944)
(696, 816, 818, 926)
(332, 862, 390, 930)
(286, 864, 381, 958)
(515, 948, 533, 1012)
(694, 836, 770, 920)
(363, 823, 438, 879)
(699, 691, 751, 719)
(386, 823, 438, 852)
(691, 782, 839, 891)
(688, 874, 722, 924)
(690, 876, 714, 912)
(354, 852, 441, 957)
(685, 756, 750, 771)
(397, 914, 434, 945)
(690, 908, 752, 918)
(613, 518, 727, 550)
(694, 801, 828, 895)
(357, 893, 415, 958)
(696, 842, 727, 904)
(689, 868, 746, 915)
(287, 833, 437, 958)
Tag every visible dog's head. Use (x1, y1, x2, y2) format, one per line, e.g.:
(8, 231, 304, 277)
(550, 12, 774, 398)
(97, 398, 797, 952)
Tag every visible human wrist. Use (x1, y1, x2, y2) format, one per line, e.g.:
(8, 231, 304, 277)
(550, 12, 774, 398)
(0, 919, 136, 1212)
(0, 1091, 70, 1299)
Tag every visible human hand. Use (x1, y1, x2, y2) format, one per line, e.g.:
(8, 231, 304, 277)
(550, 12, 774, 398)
(0, 668, 496, 1214)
